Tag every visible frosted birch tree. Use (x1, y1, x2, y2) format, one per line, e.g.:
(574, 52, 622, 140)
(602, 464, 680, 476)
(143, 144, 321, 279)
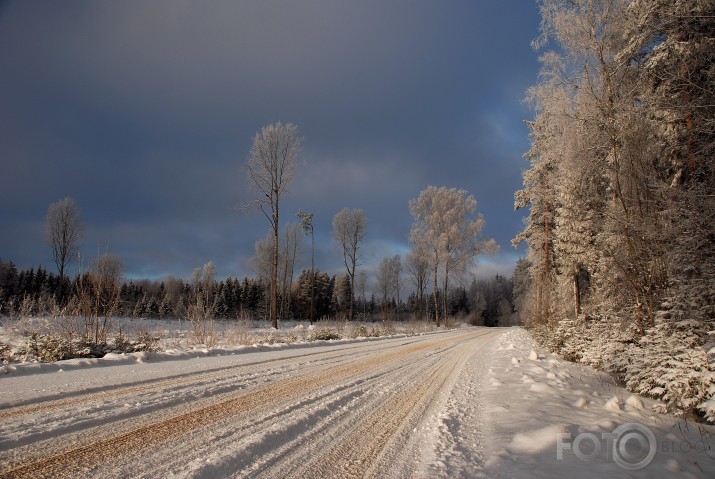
(86, 250, 123, 344)
(245, 122, 302, 329)
(409, 186, 496, 326)
(251, 235, 274, 284)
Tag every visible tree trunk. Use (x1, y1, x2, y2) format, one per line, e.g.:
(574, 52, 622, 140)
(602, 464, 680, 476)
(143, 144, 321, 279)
(433, 260, 440, 326)
(271, 201, 279, 329)
(310, 227, 315, 324)
(349, 257, 355, 321)
(442, 260, 449, 324)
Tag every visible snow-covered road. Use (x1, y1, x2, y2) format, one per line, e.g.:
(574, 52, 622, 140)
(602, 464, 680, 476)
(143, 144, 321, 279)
(0, 328, 501, 478)
(2, 326, 713, 478)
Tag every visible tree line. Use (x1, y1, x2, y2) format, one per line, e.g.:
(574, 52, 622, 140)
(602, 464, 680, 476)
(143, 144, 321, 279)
(0, 257, 516, 327)
(515, 0, 714, 421)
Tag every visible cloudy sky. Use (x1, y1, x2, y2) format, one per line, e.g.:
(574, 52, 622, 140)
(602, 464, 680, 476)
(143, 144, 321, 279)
(0, 0, 541, 284)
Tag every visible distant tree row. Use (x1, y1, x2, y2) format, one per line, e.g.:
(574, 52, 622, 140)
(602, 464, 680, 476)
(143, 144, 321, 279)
(1, 256, 517, 327)
(0, 260, 65, 315)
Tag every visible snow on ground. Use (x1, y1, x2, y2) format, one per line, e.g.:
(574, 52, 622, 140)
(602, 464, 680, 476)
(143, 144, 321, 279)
(425, 327, 715, 478)
(0, 326, 713, 478)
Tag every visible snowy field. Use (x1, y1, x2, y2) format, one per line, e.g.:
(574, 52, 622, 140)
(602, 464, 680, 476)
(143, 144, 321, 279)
(1, 326, 713, 478)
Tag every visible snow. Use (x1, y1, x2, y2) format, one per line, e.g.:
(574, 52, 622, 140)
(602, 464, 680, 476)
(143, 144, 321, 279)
(456, 328, 715, 478)
(1, 326, 713, 478)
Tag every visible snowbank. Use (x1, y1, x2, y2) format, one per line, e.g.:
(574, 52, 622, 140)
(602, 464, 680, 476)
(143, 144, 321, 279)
(481, 328, 715, 478)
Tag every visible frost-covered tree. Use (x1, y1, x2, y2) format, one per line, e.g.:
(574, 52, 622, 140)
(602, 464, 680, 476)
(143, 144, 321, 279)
(332, 208, 367, 321)
(355, 269, 368, 318)
(618, 0, 715, 420)
(512, 257, 532, 324)
(410, 186, 496, 326)
(245, 122, 302, 329)
(186, 261, 218, 344)
(517, 0, 715, 421)
(251, 234, 275, 284)
(390, 255, 402, 308)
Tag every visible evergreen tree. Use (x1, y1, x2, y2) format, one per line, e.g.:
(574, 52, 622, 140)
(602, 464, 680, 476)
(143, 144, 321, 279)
(159, 295, 173, 319)
(133, 294, 148, 319)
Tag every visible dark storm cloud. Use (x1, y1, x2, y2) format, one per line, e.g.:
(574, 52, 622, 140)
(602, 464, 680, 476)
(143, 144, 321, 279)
(0, 0, 539, 280)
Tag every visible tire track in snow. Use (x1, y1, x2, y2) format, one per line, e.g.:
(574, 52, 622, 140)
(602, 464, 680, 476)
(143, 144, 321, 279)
(148, 334, 467, 478)
(0, 330, 490, 479)
(0, 339, 402, 421)
(0, 342, 402, 455)
(290, 330, 494, 479)
(0, 337, 436, 454)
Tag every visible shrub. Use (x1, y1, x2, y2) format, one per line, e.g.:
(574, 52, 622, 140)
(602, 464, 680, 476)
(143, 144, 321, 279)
(308, 327, 341, 341)
(20, 333, 73, 362)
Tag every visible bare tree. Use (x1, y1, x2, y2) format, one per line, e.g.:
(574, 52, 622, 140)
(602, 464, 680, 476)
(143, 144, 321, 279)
(280, 223, 302, 321)
(391, 255, 402, 308)
(406, 248, 429, 318)
(186, 261, 217, 345)
(45, 197, 83, 282)
(332, 208, 367, 321)
(356, 269, 368, 318)
(376, 257, 392, 309)
(202, 260, 216, 307)
(74, 248, 122, 344)
(376, 255, 402, 316)
(251, 235, 274, 282)
(245, 122, 302, 329)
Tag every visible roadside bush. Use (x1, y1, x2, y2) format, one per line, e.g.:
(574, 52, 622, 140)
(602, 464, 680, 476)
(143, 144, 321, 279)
(19, 333, 73, 362)
(308, 327, 341, 341)
(113, 329, 159, 353)
(10, 329, 161, 364)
